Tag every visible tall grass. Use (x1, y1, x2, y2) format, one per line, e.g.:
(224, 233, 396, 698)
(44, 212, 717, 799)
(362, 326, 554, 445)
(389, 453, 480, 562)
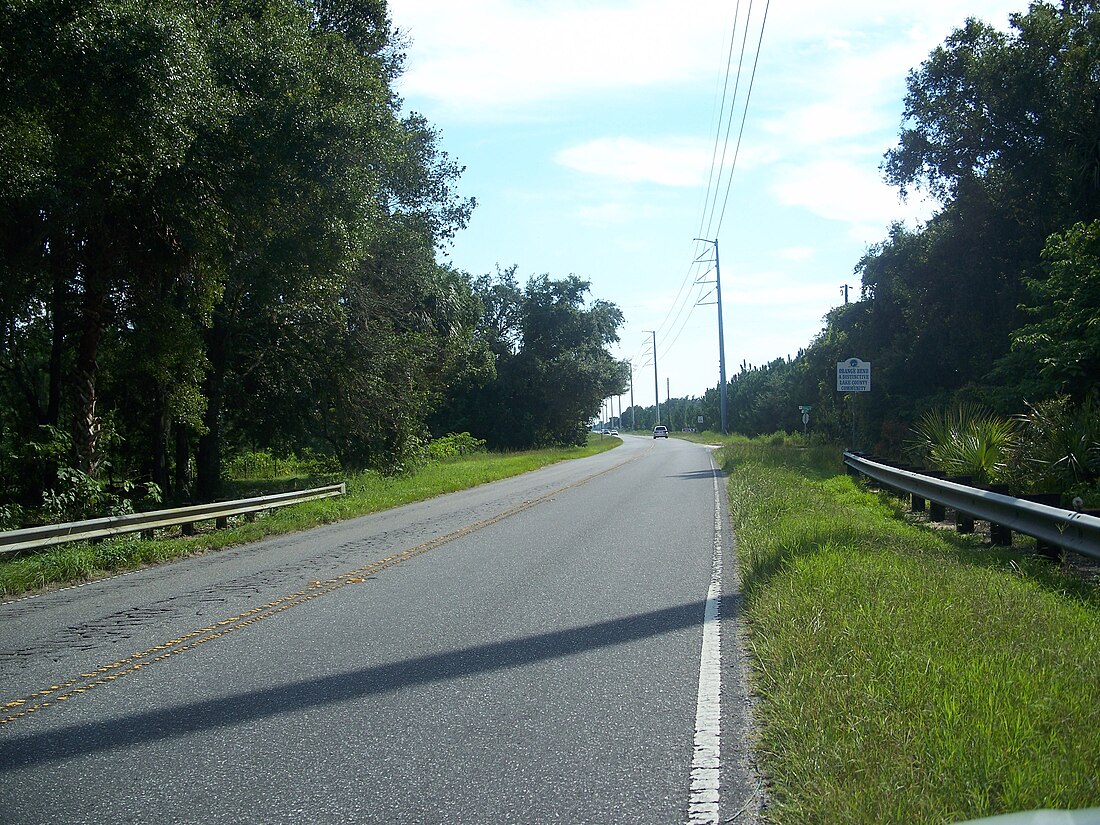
(0, 438, 619, 598)
(721, 440, 1100, 823)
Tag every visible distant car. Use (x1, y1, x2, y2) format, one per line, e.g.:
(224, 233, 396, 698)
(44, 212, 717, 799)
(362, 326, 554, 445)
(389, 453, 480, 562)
(609, 429, 618, 435)
(653, 426, 668, 438)
(601, 429, 610, 435)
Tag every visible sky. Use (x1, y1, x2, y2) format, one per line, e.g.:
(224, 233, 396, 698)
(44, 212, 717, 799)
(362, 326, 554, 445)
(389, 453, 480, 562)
(385, 0, 1026, 406)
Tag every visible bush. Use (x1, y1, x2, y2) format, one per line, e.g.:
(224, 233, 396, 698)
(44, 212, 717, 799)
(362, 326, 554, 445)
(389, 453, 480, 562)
(0, 503, 24, 531)
(41, 467, 161, 523)
(425, 432, 487, 463)
(1008, 394, 1100, 499)
(907, 404, 1018, 485)
(223, 451, 278, 480)
(222, 448, 341, 481)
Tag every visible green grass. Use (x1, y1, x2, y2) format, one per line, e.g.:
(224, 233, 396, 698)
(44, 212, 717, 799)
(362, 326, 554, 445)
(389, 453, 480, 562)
(0, 437, 620, 598)
(721, 440, 1100, 824)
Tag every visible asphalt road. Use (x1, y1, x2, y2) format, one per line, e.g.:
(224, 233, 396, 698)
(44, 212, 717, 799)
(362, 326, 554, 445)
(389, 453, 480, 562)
(0, 435, 760, 824)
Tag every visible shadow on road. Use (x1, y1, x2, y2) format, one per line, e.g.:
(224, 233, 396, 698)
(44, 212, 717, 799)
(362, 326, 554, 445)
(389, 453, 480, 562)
(667, 470, 726, 481)
(0, 599, 715, 771)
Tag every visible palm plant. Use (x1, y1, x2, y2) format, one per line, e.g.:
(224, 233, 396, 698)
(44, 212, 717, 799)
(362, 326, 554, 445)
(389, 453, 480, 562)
(1010, 394, 1100, 495)
(907, 404, 1018, 486)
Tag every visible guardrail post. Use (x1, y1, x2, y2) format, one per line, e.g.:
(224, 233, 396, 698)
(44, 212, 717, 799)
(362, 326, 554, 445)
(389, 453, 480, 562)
(181, 522, 196, 536)
(1020, 493, 1063, 561)
(845, 453, 861, 478)
(215, 516, 228, 530)
(946, 476, 974, 533)
(903, 466, 927, 512)
(985, 484, 1012, 546)
(926, 471, 947, 522)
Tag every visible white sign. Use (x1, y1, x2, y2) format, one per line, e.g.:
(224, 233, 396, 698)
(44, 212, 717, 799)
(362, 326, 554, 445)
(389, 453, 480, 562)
(837, 357, 871, 392)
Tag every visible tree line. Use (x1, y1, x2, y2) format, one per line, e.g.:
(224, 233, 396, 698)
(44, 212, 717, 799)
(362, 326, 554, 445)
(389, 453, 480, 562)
(679, 1, 1099, 490)
(0, 0, 626, 524)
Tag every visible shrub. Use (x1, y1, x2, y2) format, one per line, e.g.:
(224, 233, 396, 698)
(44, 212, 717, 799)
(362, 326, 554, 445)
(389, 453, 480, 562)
(1009, 394, 1100, 499)
(426, 432, 488, 463)
(907, 404, 1018, 485)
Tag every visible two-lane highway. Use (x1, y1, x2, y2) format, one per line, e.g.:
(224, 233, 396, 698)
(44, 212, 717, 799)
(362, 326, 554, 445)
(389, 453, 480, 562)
(0, 435, 760, 824)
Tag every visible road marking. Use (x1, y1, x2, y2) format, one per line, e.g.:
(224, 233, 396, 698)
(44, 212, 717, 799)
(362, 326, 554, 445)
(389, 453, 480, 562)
(1, 450, 645, 726)
(687, 460, 723, 824)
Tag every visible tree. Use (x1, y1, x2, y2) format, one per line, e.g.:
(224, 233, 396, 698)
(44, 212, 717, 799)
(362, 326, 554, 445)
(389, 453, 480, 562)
(0, 0, 223, 480)
(437, 270, 628, 449)
(0, 0, 480, 516)
(188, 0, 477, 494)
(885, 4, 1100, 227)
(1012, 220, 1100, 397)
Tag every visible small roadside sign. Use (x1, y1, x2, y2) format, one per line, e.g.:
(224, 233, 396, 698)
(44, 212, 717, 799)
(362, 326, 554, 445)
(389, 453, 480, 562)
(798, 405, 812, 413)
(836, 357, 871, 392)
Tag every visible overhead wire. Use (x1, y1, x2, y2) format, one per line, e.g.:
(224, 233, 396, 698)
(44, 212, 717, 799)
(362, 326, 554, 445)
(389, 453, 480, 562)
(647, 0, 770, 377)
(641, 6, 744, 369)
(714, 0, 771, 237)
(699, 0, 753, 243)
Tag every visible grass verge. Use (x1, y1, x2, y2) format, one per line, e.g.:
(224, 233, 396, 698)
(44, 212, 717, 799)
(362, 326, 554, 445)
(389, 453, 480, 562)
(0, 437, 620, 598)
(720, 439, 1100, 824)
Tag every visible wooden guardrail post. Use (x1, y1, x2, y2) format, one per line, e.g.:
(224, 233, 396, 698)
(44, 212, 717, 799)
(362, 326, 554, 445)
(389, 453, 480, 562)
(899, 467, 927, 512)
(984, 484, 1012, 546)
(1019, 493, 1063, 561)
(926, 471, 947, 522)
(946, 475, 974, 533)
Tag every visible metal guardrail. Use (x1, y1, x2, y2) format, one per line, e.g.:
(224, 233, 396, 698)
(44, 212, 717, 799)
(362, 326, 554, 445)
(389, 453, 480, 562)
(843, 453, 1100, 561)
(0, 483, 346, 558)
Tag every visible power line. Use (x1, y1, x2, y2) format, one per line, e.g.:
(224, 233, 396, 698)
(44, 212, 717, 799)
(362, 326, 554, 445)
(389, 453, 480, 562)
(696, 0, 744, 242)
(640, 2, 770, 390)
(644, 8, 745, 363)
(699, 0, 754, 242)
(713, 0, 771, 237)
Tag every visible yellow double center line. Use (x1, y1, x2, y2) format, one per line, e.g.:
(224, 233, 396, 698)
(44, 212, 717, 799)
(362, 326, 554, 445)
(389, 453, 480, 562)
(1, 450, 644, 726)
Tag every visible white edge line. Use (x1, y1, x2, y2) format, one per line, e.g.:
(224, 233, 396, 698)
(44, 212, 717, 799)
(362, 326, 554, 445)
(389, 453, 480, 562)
(687, 462, 723, 824)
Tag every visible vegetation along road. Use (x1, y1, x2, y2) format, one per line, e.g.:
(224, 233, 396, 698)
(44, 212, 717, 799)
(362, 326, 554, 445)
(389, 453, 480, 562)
(0, 436, 759, 824)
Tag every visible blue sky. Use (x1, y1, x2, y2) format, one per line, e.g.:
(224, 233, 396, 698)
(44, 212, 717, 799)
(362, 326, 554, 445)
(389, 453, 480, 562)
(386, 0, 1024, 404)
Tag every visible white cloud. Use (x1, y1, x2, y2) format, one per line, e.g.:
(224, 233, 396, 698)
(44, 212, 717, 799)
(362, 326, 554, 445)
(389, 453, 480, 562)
(769, 158, 938, 230)
(389, 0, 733, 117)
(555, 138, 711, 187)
(388, 0, 1020, 119)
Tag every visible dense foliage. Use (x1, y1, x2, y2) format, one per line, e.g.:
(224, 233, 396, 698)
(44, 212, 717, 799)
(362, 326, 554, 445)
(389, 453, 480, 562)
(0, 0, 625, 521)
(432, 266, 629, 449)
(671, 1, 1100, 498)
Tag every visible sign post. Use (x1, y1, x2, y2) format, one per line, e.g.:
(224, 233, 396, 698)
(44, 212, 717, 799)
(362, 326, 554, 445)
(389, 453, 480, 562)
(836, 358, 871, 449)
(798, 405, 812, 437)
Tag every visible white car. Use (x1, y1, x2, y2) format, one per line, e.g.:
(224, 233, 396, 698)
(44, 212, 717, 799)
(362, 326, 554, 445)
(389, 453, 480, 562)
(653, 426, 668, 438)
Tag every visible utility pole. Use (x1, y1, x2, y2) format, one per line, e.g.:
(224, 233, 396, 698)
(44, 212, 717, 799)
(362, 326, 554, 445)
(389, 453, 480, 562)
(841, 284, 851, 304)
(643, 330, 660, 425)
(695, 238, 728, 434)
(629, 363, 635, 431)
